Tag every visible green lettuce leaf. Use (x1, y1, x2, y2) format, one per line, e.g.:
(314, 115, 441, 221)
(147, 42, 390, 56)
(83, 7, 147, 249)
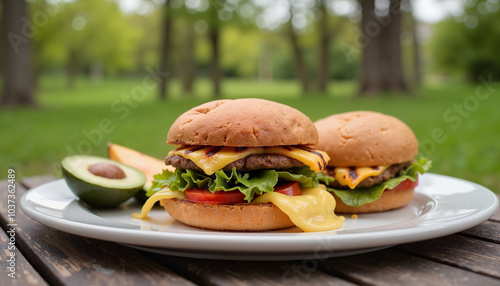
(147, 170, 178, 197)
(209, 168, 278, 202)
(147, 166, 321, 202)
(324, 158, 432, 207)
(276, 167, 319, 188)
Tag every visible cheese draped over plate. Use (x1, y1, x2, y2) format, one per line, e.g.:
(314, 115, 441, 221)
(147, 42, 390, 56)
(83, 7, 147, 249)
(132, 186, 345, 232)
(168, 145, 329, 175)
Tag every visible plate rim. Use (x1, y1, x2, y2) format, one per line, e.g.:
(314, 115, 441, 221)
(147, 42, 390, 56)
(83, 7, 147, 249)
(20, 173, 499, 258)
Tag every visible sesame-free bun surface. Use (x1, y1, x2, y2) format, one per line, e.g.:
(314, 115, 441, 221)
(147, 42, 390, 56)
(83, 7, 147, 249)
(167, 99, 318, 147)
(162, 199, 295, 231)
(314, 111, 418, 167)
(332, 188, 414, 214)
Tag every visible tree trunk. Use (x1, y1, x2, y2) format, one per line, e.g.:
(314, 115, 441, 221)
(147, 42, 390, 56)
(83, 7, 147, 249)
(317, 0, 329, 93)
(0, 0, 36, 107)
(209, 23, 221, 98)
(66, 49, 77, 90)
(258, 42, 273, 82)
(158, 0, 172, 100)
(288, 23, 310, 94)
(411, 12, 422, 85)
(89, 61, 104, 83)
(358, 0, 408, 96)
(180, 25, 196, 95)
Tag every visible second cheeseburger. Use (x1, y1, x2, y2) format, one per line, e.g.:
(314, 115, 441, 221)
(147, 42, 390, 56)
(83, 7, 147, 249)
(134, 99, 344, 232)
(314, 111, 431, 214)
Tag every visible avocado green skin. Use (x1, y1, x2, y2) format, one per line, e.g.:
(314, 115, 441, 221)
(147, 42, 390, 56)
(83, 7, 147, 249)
(62, 167, 142, 208)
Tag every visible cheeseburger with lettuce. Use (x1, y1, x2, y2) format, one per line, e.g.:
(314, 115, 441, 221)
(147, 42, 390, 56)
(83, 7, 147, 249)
(314, 111, 431, 213)
(134, 99, 344, 232)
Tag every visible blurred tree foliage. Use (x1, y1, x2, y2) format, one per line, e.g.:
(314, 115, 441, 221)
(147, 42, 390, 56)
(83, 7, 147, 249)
(32, 0, 141, 88)
(27, 0, 362, 89)
(429, 0, 500, 82)
(273, 18, 360, 81)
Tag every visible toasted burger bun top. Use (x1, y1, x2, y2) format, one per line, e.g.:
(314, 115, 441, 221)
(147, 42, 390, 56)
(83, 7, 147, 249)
(314, 111, 418, 167)
(167, 98, 318, 147)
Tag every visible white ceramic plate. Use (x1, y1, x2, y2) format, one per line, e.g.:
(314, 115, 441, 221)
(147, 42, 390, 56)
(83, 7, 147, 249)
(20, 173, 498, 261)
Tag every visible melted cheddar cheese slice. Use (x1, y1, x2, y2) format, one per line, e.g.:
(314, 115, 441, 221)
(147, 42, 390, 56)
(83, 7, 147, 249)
(132, 189, 185, 219)
(332, 165, 389, 189)
(169, 146, 329, 175)
(132, 187, 344, 232)
(252, 187, 345, 232)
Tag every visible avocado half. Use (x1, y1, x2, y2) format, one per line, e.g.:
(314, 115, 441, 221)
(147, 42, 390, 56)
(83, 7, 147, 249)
(62, 155, 146, 208)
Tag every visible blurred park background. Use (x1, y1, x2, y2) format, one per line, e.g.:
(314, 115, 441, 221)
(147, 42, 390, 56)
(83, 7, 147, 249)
(0, 0, 499, 193)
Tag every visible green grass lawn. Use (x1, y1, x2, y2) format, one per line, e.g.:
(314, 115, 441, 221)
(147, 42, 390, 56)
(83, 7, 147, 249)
(1, 76, 499, 193)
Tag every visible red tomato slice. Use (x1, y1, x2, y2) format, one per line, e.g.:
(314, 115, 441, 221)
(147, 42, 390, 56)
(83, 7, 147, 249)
(184, 182, 302, 204)
(185, 189, 246, 204)
(274, 181, 302, 196)
(388, 178, 418, 191)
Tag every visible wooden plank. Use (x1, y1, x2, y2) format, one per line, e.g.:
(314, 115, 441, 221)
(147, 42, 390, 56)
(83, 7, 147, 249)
(1, 229, 48, 285)
(461, 221, 500, 243)
(397, 235, 500, 278)
(148, 255, 355, 286)
(0, 174, 48, 285)
(0, 178, 196, 286)
(318, 249, 500, 286)
(20, 175, 58, 191)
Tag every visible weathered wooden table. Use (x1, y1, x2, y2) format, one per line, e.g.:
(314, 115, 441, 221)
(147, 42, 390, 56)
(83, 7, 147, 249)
(1, 175, 499, 285)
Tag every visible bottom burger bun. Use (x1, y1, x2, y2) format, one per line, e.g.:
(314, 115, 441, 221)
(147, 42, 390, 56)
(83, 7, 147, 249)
(162, 199, 295, 231)
(332, 188, 415, 214)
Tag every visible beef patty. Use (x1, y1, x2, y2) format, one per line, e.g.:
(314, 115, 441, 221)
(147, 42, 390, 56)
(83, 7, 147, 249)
(327, 161, 412, 189)
(165, 154, 305, 173)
